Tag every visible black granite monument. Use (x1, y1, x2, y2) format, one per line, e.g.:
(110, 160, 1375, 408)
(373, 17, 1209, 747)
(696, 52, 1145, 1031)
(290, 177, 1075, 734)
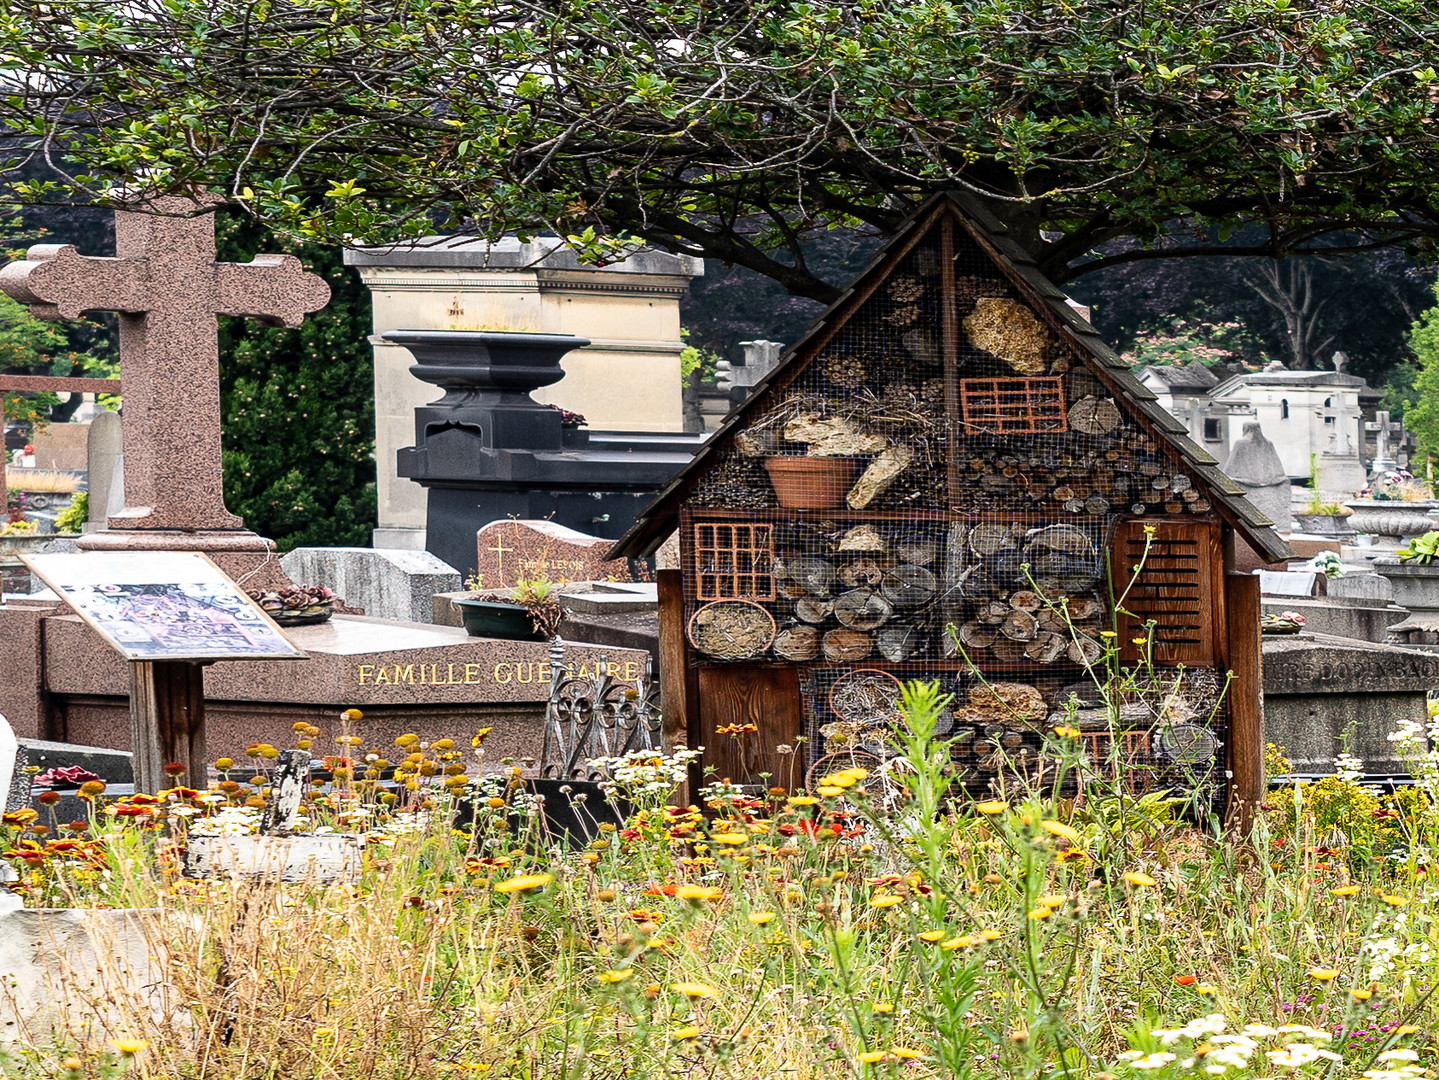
(390, 330, 702, 576)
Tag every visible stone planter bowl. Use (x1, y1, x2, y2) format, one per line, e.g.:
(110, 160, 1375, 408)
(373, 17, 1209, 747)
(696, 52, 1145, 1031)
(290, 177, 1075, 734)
(1343, 499, 1439, 544)
(1292, 512, 1354, 538)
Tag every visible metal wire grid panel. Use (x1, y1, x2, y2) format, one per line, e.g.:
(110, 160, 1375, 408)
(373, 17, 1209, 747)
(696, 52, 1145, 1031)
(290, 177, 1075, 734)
(798, 665, 1230, 813)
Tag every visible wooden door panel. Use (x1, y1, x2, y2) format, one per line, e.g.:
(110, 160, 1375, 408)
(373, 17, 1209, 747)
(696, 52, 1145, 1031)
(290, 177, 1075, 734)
(697, 664, 804, 790)
(1112, 519, 1221, 666)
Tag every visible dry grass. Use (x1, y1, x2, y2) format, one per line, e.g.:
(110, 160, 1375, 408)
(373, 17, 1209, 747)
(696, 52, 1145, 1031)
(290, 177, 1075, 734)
(6, 470, 80, 493)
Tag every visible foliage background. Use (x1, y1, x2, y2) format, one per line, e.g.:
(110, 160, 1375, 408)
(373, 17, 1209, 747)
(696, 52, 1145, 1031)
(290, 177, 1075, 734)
(216, 213, 376, 550)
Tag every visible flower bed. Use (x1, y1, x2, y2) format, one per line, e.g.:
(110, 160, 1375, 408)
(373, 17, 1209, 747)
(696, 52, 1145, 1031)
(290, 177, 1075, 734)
(1, 697, 1437, 1079)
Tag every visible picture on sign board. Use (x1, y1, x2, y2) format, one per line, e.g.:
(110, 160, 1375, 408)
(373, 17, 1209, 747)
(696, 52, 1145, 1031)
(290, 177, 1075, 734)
(19, 552, 306, 662)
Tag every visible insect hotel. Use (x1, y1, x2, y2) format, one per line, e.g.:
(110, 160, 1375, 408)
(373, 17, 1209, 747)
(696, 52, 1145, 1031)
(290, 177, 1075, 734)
(610, 195, 1291, 819)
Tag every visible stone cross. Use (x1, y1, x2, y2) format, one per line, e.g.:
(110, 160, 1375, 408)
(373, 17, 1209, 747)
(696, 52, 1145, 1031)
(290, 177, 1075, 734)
(0, 193, 329, 532)
(1368, 410, 1402, 474)
(1319, 390, 1357, 457)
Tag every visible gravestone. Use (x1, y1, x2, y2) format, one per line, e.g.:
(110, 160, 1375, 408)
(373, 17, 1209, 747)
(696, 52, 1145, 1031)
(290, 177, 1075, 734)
(280, 547, 462, 622)
(0, 192, 329, 584)
(1263, 632, 1439, 777)
(1315, 352, 1368, 497)
(474, 520, 635, 589)
(84, 411, 124, 532)
(1224, 422, 1292, 533)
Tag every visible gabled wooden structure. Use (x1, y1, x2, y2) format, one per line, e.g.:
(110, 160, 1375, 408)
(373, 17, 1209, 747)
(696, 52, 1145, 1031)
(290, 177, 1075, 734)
(611, 194, 1290, 819)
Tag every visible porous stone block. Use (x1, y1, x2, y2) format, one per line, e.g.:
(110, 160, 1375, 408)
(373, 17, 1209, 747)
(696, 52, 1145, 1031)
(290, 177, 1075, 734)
(0, 908, 180, 1045)
(281, 546, 462, 623)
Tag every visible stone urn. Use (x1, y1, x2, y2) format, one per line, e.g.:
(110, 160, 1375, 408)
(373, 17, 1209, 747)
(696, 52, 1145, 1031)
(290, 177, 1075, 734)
(1343, 499, 1439, 545)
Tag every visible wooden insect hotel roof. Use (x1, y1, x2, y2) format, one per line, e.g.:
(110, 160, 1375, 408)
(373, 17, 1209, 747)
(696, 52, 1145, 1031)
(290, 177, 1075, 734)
(609, 192, 1294, 565)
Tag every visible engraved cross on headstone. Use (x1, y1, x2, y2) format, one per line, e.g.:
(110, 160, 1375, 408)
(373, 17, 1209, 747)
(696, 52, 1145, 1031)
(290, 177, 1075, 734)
(0, 193, 329, 532)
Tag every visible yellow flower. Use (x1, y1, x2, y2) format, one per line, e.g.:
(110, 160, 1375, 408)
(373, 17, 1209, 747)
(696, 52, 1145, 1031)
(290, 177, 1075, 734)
(1143, 524, 1158, 534)
(597, 969, 634, 983)
(1332, 885, 1361, 897)
(493, 873, 554, 893)
(918, 930, 946, 942)
(1123, 871, 1157, 887)
(890, 1048, 921, 1060)
(788, 795, 820, 806)
(1131, 637, 1149, 646)
(1397, 1026, 1420, 1035)
(1352, 989, 1374, 1000)
(1099, 630, 1117, 639)
(1382, 894, 1410, 906)
(1195, 984, 1217, 996)
(820, 768, 867, 788)
(341, 708, 363, 721)
(975, 800, 1007, 815)
(870, 894, 904, 909)
(1038, 894, 1066, 907)
(111, 1040, 148, 1056)
(671, 1026, 701, 1040)
(1309, 968, 1340, 981)
(859, 1051, 887, 1064)
(979, 928, 1002, 941)
(712, 834, 748, 846)
(675, 884, 723, 903)
(1040, 820, 1082, 844)
(748, 911, 776, 925)
(816, 786, 844, 797)
(1027, 907, 1054, 920)
(872, 1002, 894, 1014)
(673, 981, 718, 998)
(1052, 725, 1081, 738)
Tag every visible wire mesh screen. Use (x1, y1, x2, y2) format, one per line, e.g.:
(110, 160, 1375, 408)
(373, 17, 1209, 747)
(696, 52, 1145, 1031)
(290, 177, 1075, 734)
(680, 210, 1230, 813)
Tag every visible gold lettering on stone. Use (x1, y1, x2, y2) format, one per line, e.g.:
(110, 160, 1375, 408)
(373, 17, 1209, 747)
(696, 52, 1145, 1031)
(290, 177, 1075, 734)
(494, 663, 512, 684)
(357, 664, 374, 685)
(394, 665, 414, 685)
(464, 663, 482, 684)
(624, 661, 639, 681)
(516, 663, 535, 684)
(353, 654, 640, 686)
(375, 667, 391, 685)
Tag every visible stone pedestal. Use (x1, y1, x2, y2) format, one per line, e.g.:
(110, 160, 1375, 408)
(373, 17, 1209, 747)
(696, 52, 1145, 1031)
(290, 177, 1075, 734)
(1263, 632, 1439, 777)
(1316, 452, 1367, 501)
(1373, 557, 1439, 644)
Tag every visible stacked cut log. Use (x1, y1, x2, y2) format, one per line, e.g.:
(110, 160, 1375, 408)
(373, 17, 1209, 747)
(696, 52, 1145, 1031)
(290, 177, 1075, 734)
(770, 527, 944, 662)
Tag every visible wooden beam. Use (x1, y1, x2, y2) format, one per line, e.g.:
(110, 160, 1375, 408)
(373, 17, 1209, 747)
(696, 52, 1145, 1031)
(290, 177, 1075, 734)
(129, 660, 208, 794)
(1223, 572, 1264, 836)
(939, 216, 965, 507)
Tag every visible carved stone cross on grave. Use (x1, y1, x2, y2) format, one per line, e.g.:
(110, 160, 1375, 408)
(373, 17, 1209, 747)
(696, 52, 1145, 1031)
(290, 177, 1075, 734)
(1319, 390, 1357, 457)
(0, 193, 329, 534)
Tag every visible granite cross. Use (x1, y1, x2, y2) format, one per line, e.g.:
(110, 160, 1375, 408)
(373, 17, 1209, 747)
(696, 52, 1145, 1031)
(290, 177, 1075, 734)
(0, 193, 330, 532)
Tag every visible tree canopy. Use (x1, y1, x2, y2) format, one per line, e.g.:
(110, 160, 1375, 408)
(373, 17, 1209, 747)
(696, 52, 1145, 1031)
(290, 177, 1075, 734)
(2, 0, 1438, 300)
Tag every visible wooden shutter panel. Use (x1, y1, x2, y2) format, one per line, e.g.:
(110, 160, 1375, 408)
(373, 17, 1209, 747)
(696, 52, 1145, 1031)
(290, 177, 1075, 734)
(1112, 519, 1221, 666)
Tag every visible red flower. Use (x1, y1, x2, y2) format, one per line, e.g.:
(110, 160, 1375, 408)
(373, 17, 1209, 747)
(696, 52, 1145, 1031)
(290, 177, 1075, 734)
(1175, 975, 1197, 985)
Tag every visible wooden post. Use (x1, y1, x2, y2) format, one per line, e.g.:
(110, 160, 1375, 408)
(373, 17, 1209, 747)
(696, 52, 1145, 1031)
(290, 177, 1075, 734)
(657, 568, 696, 804)
(1224, 572, 1264, 835)
(129, 660, 207, 793)
(939, 216, 965, 505)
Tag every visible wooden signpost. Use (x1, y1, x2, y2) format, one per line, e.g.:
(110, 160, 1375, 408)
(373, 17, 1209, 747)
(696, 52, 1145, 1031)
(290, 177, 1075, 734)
(18, 551, 304, 793)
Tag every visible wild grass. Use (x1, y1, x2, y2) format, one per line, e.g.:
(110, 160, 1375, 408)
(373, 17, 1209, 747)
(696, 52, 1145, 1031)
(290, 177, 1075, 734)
(2, 692, 1437, 1080)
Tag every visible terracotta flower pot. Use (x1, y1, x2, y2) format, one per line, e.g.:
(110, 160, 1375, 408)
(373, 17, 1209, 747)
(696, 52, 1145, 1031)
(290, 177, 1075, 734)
(764, 456, 859, 510)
